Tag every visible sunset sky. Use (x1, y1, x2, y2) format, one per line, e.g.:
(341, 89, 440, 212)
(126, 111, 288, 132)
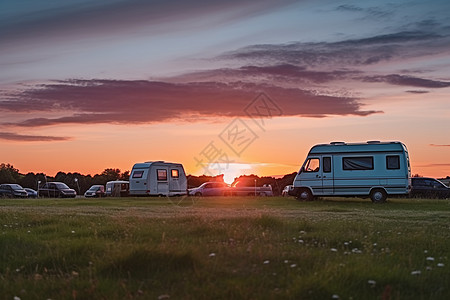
(1, 0, 449, 182)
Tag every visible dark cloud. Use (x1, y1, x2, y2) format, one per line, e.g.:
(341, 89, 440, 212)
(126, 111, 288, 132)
(0, 132, 70, 142)
(1, 79, 379, 128)
(406, 90, 430, 94)
(218, 31, 449, 68)
(175, 64, 360, 84)
(364, 74, 450, 88)
(1, 0, 297, 47)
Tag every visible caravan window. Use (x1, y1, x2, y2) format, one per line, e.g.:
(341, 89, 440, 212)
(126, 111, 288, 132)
(171, 169, 179, 178)
(343, 157, 374, 170)
(132, 170, 144, 178)
(157, 169, 168, 181)
(386, 155, 400, 169)
(303, 158, 320, 172)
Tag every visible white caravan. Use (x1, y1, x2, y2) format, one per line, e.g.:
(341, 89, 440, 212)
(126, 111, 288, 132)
(129, 161, 187, 196)
(290, 141, 411, 203)
(105, 180, 129, 197)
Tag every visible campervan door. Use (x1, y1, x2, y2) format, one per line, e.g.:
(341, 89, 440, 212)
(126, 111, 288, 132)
(299, 155, 334, 195)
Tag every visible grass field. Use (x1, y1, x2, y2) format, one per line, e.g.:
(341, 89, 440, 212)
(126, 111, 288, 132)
(0, 196, 449, 300)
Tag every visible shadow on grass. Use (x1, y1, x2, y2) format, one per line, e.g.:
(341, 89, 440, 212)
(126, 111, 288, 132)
(101, 249, 197, 278)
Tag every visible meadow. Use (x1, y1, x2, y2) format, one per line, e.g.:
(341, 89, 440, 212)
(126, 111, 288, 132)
(0, 196, 449, 300)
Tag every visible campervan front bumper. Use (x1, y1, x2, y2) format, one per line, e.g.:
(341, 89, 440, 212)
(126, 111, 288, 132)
(288, 187, 298, 196)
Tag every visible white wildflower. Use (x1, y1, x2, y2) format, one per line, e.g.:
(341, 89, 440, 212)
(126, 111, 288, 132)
(331, 248, 338, 252)
(263, 260, 270, 264)
(437, 263, 444, 267)
(368, 280, 376, 287)
(411, 270, 421, 275)
(332, 294, 339, 299)
(426, 257, 435, 261)
(209, 253, 216, 257)
(290, 264, 297, 268)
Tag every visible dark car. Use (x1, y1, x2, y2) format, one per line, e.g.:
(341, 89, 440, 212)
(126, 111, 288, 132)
(410, 177, 450, 199)
(24, 188, 38, 198)
(0, 184, 28, 198)
(38, 182, 77, 198)
(84, 185, 105, 198)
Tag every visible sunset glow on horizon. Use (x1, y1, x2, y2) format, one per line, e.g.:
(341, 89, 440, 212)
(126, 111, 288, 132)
(1, 0, 449, 180)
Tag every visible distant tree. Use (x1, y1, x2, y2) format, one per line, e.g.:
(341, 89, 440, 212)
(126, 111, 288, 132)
(412, 174, 422, 177)
(101, 168, 121, 182)
(0, 163, 21, 184)
(20, 172, 39, 189)
(120, 170, 130, 181)
(186, 174, 224, 188)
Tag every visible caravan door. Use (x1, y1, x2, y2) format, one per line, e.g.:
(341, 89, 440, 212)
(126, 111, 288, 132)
(168, 168, 183, 195)
(156, 168, 169, 195)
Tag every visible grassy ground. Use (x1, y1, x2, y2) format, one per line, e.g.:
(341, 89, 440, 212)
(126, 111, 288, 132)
(0, 196, 449, 299)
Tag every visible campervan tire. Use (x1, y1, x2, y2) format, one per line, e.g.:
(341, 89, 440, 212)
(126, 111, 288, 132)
(370, 189, 387, 203)
(296, 189, 313, 201)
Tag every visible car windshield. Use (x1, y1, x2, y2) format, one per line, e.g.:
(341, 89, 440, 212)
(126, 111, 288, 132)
(55, 183, 70, 189)
(10, 184, 24, 190)
(88, 186, 100, 191)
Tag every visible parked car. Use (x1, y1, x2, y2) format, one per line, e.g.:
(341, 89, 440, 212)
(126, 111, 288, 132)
(410, 177, 450, 199)
(230, 180, 273, 196)
(0, 184, 28, 198)
(38, 182, 77, 198)
(24, 188, 38, 198)
(84, 185, 105, 198)
(189, 182, 230, 196)
(282, 185, 293, 197)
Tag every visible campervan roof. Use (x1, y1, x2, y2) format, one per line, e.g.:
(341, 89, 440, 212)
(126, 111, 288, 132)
(310, 141, 406, 154)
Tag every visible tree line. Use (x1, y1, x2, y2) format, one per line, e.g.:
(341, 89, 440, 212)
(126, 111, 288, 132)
(0, 163, 297, 196)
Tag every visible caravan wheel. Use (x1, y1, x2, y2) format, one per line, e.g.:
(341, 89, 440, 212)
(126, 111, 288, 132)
(370, 189, 387, 203)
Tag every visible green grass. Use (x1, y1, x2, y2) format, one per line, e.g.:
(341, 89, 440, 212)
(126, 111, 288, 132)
(0, 196, 449, 299)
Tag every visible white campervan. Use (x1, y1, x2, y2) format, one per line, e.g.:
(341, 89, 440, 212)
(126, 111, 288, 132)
(290, 141, 411, 203)
(129, 161, 187, 196)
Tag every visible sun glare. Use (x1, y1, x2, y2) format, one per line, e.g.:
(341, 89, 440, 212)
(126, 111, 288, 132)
(208, 163, 253, 184)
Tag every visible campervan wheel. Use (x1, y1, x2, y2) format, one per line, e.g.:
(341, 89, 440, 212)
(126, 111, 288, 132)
(370, 189, 387, 203)
(296, 188, 313, 201)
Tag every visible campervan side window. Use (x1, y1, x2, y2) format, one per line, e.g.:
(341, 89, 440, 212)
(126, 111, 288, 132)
(386, 155, 400, 170)
(342, 157, 373, 170)
(303, 158, 320, 172)
(132, 170, 144, 178)
(171, 169, 179, 178)
(157, 169, 168, 181)
(323, 157, 331, 173)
